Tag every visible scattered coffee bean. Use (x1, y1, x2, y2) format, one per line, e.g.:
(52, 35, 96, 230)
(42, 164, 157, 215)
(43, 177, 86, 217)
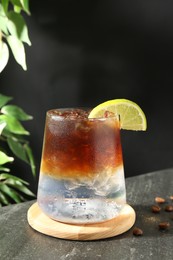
(155, 197, 166, 203)
(169, 196, 173, 201)
(131, 195, 173, 237)
(133, 227, 143, 236)
(165, 205, 173, 212)
(158, 222, 170, 230)
(151, 205, 161, 213)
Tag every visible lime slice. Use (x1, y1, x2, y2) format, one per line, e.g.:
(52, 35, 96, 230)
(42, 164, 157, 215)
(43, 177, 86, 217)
(88, 99, 147, 131)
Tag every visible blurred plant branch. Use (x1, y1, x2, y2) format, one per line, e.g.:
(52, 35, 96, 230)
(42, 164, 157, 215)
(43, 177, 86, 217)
(0, 0, 36, 206)
(0, 0, 31, 72)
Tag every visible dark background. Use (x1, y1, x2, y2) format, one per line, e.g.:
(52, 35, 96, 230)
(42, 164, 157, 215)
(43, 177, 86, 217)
(1, 0, 173, 194)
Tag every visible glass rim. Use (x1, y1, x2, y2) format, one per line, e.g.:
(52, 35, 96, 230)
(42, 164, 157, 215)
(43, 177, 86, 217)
(46, 107, 120, 122)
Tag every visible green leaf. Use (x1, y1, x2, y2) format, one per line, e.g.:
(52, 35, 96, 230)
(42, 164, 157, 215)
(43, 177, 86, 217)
(0, 9, 9, 34)
(0, 114, 29, 135)
(0, 190, 9, 205)
(1, 128, 26, 141)
(4, 178, 35, 197)
(1, 1, 9, 13)
(0, 166, 10, 172)
(25, 143, 36, 176)
(0, 151, 14, 165)
(7, 11, 31, 45)
(0, 93, 13, 108)
(10, 0, 22, 7)
(0, 40, 9, 72)
(0, 182, 23, 203)
(7, 136, 29, 163)
(6, 35, 27, 70)
(0, 173, 28, 184)
(14, 5, 21, 13)
(0, 122, 6, 135)
(0, 173, 35, 199)
(1, 105, 33, 121)
(20, 0, 30, 15)
(10, 0, 30, 15)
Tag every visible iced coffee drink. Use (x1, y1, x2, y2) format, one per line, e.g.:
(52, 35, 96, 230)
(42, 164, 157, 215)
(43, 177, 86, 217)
(37, 108, 126, 224)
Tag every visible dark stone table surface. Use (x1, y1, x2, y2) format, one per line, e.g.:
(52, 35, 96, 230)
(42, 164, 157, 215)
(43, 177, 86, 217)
(1, 168, 173, 260)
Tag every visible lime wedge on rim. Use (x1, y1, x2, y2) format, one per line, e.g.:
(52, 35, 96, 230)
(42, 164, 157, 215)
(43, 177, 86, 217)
(88, 99, 147, 131)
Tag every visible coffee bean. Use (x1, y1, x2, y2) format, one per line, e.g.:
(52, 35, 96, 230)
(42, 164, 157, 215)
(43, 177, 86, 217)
(133, 227, 143, 236)
(131, 196, 173, 237)
(151, 205, 161, 213)
(155, 197, 166, 204)
(165, 205, 173, 212)
(169, 196, 173, 201)
(158, 222, 170, 230)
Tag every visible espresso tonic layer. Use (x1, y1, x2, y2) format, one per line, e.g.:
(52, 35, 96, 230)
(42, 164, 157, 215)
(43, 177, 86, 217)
(40, 108, 123, 180)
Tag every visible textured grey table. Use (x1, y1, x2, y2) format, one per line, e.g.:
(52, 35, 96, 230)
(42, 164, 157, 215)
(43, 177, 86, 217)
(1, 168, 173, 260)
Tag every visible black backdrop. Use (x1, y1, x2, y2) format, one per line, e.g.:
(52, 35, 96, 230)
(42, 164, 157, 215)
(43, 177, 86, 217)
(1, 0, 173, 193)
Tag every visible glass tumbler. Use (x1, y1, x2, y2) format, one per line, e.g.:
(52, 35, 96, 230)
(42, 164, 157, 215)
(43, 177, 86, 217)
(37, 108, 126, 224)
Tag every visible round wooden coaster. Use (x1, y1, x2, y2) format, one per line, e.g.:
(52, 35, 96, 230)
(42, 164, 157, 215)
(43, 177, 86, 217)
(27, 202, 136, 241)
